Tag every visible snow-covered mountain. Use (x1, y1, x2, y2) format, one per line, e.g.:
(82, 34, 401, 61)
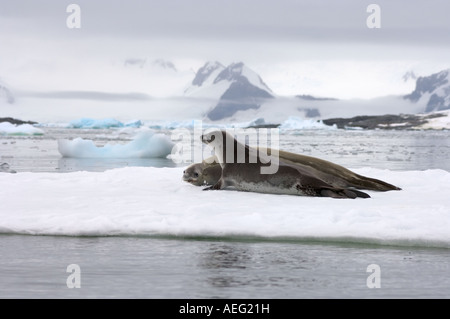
(0, 80, 14, 104)
(121, 58, 193, 97)
(404, 69, 450, 112)
(152, 59, 177, 72)
(185, 61, 274, 121)
(188, 61, 225, 90)
(123, 58, 177, 73)
(5, 56, 450, 125)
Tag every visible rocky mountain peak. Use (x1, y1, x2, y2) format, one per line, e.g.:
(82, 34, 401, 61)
(191, 61, 224, 87)
(404, 69, 450, 112)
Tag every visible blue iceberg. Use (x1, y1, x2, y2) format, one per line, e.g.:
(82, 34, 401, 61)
(69, 118, 124, 129)
(58, 130, 174, 158)
(68, 118, 143, 129)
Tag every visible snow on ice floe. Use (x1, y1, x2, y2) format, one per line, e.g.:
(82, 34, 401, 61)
(1, 167, 449, 248)
(58, 130, 174, 158)
(0, 122, 44, 136)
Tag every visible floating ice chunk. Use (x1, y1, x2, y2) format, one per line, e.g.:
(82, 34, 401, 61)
(226, 117, 277, 128)
(58, 130, 174, 158)
(244, 117, 267, 127)
(0, 122, 44, 136)
(124, 119, 143, 127)
(68, 118, 124, 129)
(279, 116, 336, 130)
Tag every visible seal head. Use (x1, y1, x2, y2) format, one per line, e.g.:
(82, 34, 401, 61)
(182, 157, 222, 186)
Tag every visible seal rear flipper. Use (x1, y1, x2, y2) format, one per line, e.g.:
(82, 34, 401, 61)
(349, 174, 401, 191)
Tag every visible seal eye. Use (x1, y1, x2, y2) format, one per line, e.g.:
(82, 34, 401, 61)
(194, 173, 199, 177)
(183, 170, 185, 174)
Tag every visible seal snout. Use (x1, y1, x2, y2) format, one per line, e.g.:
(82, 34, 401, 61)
(182, 169, 199, 183)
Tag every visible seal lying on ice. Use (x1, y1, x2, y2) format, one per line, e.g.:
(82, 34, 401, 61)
(183, 139, 400, 193)
(198, 130, 379, 199)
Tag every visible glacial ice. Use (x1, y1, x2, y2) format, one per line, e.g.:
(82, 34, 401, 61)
(68, 117, 143, 129)
(58, 130, 174, 158)
(0, 122, 44, 135)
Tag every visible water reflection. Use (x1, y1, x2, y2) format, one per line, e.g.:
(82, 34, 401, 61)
(200, 243, 251, 288)
(201, 244, 250, 270)
(198, 242, 322, 291)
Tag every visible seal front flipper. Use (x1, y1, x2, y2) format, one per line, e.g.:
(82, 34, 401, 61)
(203, 178, 224, 191)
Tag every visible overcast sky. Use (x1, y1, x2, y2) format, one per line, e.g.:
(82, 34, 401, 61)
(1, 0, 450, 98)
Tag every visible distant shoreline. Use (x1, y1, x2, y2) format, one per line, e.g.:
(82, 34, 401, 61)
(0, 117, 37, 125)
(2, 112, 448, 130)
(321, 113, 448, 130)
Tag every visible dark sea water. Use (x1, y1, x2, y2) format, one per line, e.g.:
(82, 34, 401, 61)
(1, 234, 449, 299)
(1, 128, 450, 299)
